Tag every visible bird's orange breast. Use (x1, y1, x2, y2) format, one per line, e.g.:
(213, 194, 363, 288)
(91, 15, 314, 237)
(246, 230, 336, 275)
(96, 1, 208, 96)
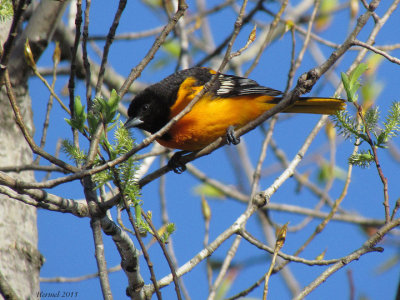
(156, 78, 275, 151)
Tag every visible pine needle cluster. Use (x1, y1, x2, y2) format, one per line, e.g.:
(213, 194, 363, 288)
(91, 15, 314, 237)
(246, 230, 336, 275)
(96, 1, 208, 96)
(62, 90, 141, 210)
(332, 64, 400, 168)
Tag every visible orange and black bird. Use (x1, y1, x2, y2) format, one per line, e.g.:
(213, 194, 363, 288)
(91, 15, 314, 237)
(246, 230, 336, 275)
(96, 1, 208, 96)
(125, 67, 344, 173)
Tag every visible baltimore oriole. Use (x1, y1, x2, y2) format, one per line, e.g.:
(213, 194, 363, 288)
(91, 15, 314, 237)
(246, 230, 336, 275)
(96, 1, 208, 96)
(125, 67, 344, 172)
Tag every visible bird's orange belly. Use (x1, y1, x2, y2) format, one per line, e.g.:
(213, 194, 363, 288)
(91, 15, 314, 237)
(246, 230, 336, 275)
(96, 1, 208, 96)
(157, 96, 274, 151)
(157, 118, 231, 151)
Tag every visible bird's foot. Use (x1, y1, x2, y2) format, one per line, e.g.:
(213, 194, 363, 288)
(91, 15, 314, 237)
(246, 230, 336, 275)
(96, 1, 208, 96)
(226, 126, 240, 145)
(168, 151, 190, 174)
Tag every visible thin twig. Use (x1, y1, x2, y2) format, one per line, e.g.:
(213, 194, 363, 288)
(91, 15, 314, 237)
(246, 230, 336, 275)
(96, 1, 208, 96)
(141, 212, 182, 300)
(354, 102, 390, 223)
(292, 139, 357, 256)
(40, 264, 121, 282)
(352, 39, 400, 65)
(263, 224, 286, 300)
(95, 0, 127, 97)
(82, 0, 92, 107)
(29, 61, 71, 114)
(118, 0, 188, 98)
(69, 0, 83, 149)
(195, 0, 263, 67)
(250, 117, 277, 197)
(208, 236, 242, 300)
(0, 0, 30, 82)
(286, 0, 321, 92)
(239, 229, 340, 266)
(113, 187, 161, 300)
(34, 44, 60, 164)
(391, 198, 400, 221)
(82, 176, 113, 300)
(347, 269, 355, 300)
(244, 0, 288, 77)
(4, 69, 78, 173)
(293, 219, 400, 299)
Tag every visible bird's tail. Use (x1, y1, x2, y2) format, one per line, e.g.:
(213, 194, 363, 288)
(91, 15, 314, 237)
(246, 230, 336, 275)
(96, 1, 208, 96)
(283, 97, 345, 115)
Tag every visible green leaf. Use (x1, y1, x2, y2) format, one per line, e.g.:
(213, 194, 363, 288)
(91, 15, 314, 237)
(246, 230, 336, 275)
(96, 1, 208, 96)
(90, 91, 120, 125)
(350, 63, 368, 86)
(108, 89, 120, 111)
(74, 96, 84, 117)
(361, 80, 383, 105)
(341, 72, 351, 101)
(341, 63, 368, 102)
(194, 183, 226, 199)
(162, 40, 181, 57)
(317, 162, 347, 184)
(65, 118, 73, 127)
(64, 96, 87, 133)
(160, 223, 176, 243)
(215, 269, 238, 300)
(87, 113, 100, 136)
(166, 223, 176, 234)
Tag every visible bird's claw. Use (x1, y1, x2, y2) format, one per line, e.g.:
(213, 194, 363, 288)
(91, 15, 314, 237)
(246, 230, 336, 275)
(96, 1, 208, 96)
(226, 126, 240, 145)
(168, 151, 188, 174)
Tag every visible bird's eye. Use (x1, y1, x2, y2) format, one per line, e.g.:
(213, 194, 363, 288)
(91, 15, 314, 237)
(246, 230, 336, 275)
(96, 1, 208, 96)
(142, 103, 150, 112)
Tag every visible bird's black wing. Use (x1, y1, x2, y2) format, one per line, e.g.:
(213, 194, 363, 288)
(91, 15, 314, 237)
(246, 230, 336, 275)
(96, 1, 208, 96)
(152, 67, 283, 101)
(214, 73, 282, 98)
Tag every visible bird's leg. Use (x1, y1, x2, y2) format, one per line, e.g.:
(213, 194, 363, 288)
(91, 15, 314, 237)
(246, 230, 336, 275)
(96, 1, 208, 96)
(226, 125, 240, 145)
(168, 150, 191, 174)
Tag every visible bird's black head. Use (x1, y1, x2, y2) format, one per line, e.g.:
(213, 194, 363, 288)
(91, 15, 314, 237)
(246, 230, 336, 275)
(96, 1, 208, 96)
(125, 87, 171, 134)
(125, 67, 211, 134)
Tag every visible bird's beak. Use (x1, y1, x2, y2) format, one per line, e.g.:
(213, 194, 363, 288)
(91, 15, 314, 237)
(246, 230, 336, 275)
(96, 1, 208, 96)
(124, 117, 144, 129)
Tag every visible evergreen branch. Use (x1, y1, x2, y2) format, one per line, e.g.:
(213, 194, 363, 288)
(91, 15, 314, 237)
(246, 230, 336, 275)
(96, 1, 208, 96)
(348, 150, 374, 168)
(331, 110, 360, 141)
(381, 102, 400, 140)
(364, 106, 380, 136)
(61, 140, 87, 165)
